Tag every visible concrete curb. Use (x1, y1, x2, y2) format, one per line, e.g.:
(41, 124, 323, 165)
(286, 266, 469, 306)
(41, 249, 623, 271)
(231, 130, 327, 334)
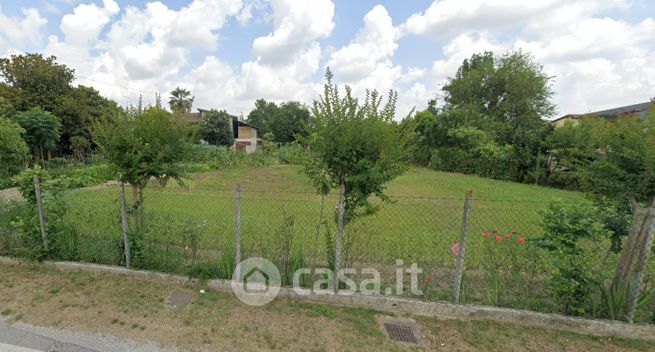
(2, 257, 654, 342)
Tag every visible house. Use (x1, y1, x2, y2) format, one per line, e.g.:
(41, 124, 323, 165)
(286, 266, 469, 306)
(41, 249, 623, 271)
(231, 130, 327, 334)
(551, 101, 653, 128)
(185, 108, 262, 153)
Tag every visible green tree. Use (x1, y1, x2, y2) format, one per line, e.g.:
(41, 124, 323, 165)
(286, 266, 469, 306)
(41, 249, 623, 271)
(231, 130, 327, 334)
(274, 101, 310, 142)
(409, 51, 555, 182)
(202, 109, 233, 146)
(93, 107, 192, 226)
(549, 105, 655, 321)
(246, 98, 278, 135)
(168, 87, 194, 114)
(306, 68, 406, 289)
(52, 85, 120, 155)
(13, 108, 61, 166)
(247, 99, 310, 143)
(0, 117, 29, 177)
(0, 54, 74, 112)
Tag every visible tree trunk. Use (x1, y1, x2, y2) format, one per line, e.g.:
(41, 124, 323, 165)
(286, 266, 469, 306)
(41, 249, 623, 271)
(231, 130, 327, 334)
(120, 182, 131, 268)
(334, 181, 346, 293)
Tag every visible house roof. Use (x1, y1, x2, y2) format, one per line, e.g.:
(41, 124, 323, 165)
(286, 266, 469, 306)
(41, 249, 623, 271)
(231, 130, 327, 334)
(551, 101, 653, 123)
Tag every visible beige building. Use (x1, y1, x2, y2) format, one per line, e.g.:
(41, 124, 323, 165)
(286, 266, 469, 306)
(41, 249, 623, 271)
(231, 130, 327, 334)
(186, 108, 262, 153)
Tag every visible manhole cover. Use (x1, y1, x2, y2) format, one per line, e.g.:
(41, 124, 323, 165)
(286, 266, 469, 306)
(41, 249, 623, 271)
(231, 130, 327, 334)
(379, 317, 423, 346)
(166, 291, 196, 309)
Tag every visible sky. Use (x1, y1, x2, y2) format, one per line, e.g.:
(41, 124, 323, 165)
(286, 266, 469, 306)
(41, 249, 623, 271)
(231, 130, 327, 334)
(0, 0, 654, 119)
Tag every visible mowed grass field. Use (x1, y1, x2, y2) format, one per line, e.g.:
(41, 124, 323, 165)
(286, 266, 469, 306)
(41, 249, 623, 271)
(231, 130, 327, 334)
(61, 165, 584, 272)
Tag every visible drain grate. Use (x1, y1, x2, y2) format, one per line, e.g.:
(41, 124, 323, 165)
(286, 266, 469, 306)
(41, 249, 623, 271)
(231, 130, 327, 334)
(383, 322, 419, 345)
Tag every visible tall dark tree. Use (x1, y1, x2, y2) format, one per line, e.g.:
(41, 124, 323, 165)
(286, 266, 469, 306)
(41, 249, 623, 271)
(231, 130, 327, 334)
(168, 87, 194, 114)
(13, 108, 61, 166)
(246, 99, 309, 142)
(202, 109, 233, 146)
(407, 51, 555, 182)
(246, 98, 278, 135)
(0, 53, 74, 112)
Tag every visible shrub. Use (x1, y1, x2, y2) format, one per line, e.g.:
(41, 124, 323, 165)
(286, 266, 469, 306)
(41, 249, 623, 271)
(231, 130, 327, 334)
(539, 202, 613, 315)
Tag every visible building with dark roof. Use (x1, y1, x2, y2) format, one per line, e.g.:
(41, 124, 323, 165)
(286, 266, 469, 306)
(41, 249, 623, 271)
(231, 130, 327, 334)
(551, 101, 653, 128)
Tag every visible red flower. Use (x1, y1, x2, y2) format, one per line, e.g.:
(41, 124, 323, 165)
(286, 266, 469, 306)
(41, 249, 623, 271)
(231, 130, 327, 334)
(494, 235, 502, 241)
(517, 237, 526, 244)
(451, 240, 460, 257)
(492, 230, 497, 234)
(483, 232, 491, 238)
(505, 233, 512, 239)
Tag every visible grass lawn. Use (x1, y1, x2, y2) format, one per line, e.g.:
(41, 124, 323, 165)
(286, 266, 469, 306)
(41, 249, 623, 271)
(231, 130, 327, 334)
(59, 165, 585, 271)
(1, 263, 652, 352)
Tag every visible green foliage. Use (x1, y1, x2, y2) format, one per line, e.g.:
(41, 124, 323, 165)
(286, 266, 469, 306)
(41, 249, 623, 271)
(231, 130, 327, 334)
(52, 85, 119, 155)
(306, 68, 406, 222)
(539, 202, 613, 315)
(13, 108, 62, 164)
(168, 87, 194, 114)
(276, 143, 306, 165)
(246, 99, 310, 142)
(0, 53, 74, 111)
(201, 109, 233, 146)
(93, 107, 192, 187)
(407, 51, 555, 183)
(7, 167, 78, 261)
(0, 117, 29, 177)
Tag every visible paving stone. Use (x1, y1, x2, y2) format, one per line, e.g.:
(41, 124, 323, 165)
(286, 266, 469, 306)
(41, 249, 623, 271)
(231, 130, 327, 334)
(166, 291, 196, 309)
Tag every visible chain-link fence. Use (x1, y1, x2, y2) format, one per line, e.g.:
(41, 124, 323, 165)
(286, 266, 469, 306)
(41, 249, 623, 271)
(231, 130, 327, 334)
(2, 179, 654, 322)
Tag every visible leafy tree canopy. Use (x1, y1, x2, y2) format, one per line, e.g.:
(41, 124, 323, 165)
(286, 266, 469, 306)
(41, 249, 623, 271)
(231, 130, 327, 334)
(202, 109, 233, 146)
(247, 99, 310, 143)
(406, 51, 555, 183)
(0, 53, 74, 112)
(0, 117, 29, 177)
(12, 108, 61, 165)
(306, 68, 406, 221)
(92, 107, 192, 188)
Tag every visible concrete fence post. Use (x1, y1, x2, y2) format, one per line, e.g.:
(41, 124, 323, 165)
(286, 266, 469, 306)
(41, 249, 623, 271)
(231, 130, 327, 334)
(333, 181, 346, 293)
(119, 182, 132, 268)
(235, 182, 242, 277)
(33, 175, 48, 251)
(453, 189, 473, 303)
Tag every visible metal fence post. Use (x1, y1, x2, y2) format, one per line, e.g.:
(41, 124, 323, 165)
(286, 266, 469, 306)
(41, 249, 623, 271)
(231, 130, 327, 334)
(235, 182, 242, 277)
(119, 182, 131, 268)
(33, 175, 48, 251)
(453, 189, 473, 303)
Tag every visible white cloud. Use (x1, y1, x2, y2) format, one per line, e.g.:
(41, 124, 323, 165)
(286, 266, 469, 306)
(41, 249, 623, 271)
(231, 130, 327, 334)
(404, 0, 655, 115)
(4, 0, 651, 119)
(252, 0, 334, 65)
(60, 0, 118, 45)
(0, 6, 47, 55)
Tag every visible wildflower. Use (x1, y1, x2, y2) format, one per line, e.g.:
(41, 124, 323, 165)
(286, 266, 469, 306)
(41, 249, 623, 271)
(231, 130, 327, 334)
(492, 230, 497, 234)
(511, 231, 516, 235)
(517, 237, 526, 244)
(451, 240, 460, 257)
(483, 232, 491, 238)
(494, 235, 502, 241)
(505, 233, 512, 239)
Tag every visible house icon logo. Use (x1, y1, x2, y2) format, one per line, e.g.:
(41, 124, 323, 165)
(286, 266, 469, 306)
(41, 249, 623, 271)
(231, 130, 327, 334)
(231, 257, 281, 306)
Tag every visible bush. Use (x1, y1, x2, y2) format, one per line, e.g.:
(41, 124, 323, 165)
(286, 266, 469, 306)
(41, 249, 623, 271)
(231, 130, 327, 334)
(539, 202, 614, 315)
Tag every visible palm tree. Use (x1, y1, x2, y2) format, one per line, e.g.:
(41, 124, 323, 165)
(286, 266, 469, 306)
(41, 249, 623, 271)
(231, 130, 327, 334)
(168, 87, 194, 114)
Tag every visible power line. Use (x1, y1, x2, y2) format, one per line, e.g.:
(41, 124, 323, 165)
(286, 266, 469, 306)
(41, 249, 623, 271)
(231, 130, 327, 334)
(74, 74, 160, 97)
